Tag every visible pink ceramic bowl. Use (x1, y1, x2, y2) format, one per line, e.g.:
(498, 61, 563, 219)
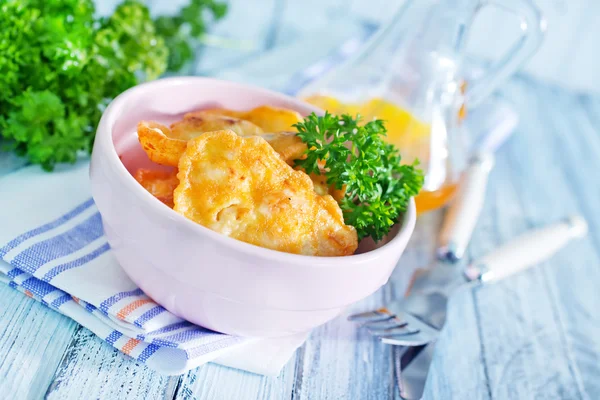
(90, 76, 416, 337)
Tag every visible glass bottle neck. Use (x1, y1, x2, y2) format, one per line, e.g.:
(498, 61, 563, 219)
(298, 0, 480, 103)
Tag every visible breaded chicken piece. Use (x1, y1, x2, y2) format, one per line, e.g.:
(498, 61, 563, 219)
(138, 121, 307, 167)
(305, 172, 346, 202)
(259, 131, 307, 165)
(172, 114, 263, 139)
(184, 106, 308, 165)
(185, 105, 303, 132)
(134, 168, 179, 208)
(240, 105, 303, 133)
(138, 121, 186, 167)
(173, 130, 358, 256)
(138, 115, 263, 167)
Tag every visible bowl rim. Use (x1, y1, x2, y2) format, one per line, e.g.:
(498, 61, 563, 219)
(95, 76, 417, 267)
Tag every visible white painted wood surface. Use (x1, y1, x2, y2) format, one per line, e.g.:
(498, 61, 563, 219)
(2, 79, 600, 400)
(1, 1, 600, 399)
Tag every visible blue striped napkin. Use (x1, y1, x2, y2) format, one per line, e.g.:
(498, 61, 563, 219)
(0, 161, 307, 376)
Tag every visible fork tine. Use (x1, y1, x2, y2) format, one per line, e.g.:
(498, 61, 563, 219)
(361, 318, 408, 330)
(347, 309, 391, 323)
(381, 333, 435, 347)
(367, 311, 440, 346)
(350, 307, 441, 347)
(368, 325, 420, 336)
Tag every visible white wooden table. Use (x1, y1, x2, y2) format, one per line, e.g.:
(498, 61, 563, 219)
(2, 1, 600, 399)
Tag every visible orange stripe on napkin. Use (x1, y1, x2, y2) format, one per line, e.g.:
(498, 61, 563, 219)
(122, 338, 140, 355)
(71, 296, 80, 304)
(24, 290, 33, 298)
(117, 299, 153, 320)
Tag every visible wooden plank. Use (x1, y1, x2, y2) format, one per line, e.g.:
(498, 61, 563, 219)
(389, 211, 489, 399)
(289, 294, 397, 399)
(580, 94, 600, 133)
(456, 77, 597, 400)
(173, 359, 296, 400)
(2, 7, 600, 396)
(420, 226, 491, 398)
(45, 328, 180, 400)
(192, 0, 278, 76)
(287, 211, 443, 400)
(0, 286, 77, 399)
(419, 121, 534, 400)
(514, 81, 600, 399)
(410, 78, 600, 400)
(467, 150, 582, 400)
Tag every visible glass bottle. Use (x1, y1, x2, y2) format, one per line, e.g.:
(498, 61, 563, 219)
(298, 0, 545, 213)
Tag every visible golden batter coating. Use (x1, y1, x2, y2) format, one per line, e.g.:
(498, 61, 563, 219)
(172, 114, 264, 139)
(239, 105, 304, 132)
(258, 131, 307, 165)
(184, 106, 308, 164)
(137, 121, 186, 167)
(173, 130, 357, 256)
(134, 168, 179, 208)
(138, 112, 306, 167)
(306, 172, 346, 202)
(185, 105, 303, 132)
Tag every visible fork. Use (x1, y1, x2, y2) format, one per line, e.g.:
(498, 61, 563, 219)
(349, 216, 587, 399)
(348, 216, 588, 347)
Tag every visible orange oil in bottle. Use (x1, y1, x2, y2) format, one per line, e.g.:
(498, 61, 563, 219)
(302, 95, 458, 213)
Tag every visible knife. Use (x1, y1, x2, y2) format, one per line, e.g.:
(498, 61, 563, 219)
(437, 101, 519, 262)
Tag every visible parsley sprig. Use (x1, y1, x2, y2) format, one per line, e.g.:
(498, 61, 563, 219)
(0, 0, 227, 170)
(293, 112, 424, 242)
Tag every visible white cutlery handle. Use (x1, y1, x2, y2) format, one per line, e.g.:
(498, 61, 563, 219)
(464, 216, 588, 283)
(437, 153, 495, 262)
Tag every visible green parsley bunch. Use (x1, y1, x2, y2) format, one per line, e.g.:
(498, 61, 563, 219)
(0, 0, 226, 170)
(294, 112, 424, 242)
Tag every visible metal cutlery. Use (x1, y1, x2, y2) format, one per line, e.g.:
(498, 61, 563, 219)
(437, 101, 519, 262)
(436, 151, 495, 262)
(349, 216, 588, 399)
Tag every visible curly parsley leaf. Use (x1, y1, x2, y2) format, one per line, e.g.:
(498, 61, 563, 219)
(294, 112, 424, 242)
(0, 0, 226, 171)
